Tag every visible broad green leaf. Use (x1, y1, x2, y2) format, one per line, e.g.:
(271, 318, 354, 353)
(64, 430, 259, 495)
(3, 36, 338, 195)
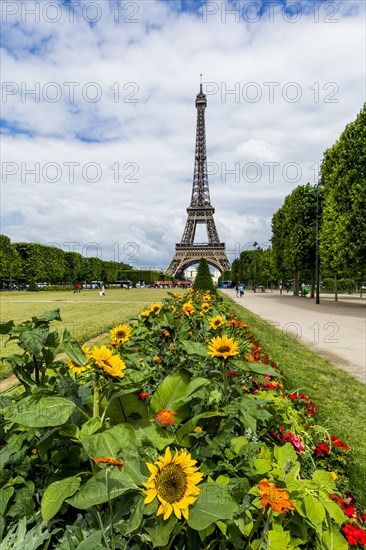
(0, 487, 14, 515)
(175, 412, 227, 445)
(322, 525, 349, 550)
(18, 329, 48, 354)
(35, 309, 61, 323)
(181, 341, 209, 357)
(132, 421, 175, 450)
(322, 498, 346, 525)
(3, 396, 75, 427)
(304, 494, 325, 526)
(42, 476, 81, 523)
(80, 423, 136, 458)
(188, 483, 239, 531)
(150, 371, 204, 423)
(0, 320, 14, 334)
(75, 532, 104, 550)
(7, 484, 34, 519)
(267, 528, 292, 549)
(63, 329, 86, 366)
(230, 436, 249, 455)
(79, 417, 103, 438)
(67, 468, 137, 509)
(145, 515, 177, 548)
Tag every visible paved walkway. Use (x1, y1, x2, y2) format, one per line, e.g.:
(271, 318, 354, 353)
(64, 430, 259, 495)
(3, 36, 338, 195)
(222, 289, 366, 384)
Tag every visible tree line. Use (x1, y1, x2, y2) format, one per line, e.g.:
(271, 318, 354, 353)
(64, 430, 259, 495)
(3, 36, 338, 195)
(0, 237, 173, 287)
(228, 104, 366, 296)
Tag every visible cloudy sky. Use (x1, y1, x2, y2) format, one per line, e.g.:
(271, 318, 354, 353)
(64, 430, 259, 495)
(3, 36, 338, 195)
(1, 0, 365, 270)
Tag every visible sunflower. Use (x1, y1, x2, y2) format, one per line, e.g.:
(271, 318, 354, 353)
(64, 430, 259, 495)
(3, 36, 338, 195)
(208, 335, 239, 359)
(209, 315, 226, 330)
(91, 345, 126, 378)
(110, 323, 132, 343)
(169, 305, 177, 314)
(67, 358, 88, 375)
(143, 447, 203, 520)
(140, 309, 151, 317)
(182, 302, 195, 315)
(150, 303, 162, 315)
(200, 302, 211, 313)
(258, 478, 295, 514)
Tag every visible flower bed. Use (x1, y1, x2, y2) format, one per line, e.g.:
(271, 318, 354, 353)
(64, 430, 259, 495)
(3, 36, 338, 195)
(0, 290, 365, 549)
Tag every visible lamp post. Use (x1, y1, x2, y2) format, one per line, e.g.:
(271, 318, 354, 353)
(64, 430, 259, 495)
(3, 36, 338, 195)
(253, 241, 258, 290)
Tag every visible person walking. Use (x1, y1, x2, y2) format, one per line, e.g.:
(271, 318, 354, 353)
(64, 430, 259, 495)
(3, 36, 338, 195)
(239, 284, 244, 297)
(235, 284, 239, 297)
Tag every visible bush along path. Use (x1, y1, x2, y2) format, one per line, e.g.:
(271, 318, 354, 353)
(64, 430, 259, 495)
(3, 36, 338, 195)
(0, 290, 365, 549)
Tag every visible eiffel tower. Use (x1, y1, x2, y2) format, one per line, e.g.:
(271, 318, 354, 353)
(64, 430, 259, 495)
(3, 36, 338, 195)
(166, 82, 231, 278)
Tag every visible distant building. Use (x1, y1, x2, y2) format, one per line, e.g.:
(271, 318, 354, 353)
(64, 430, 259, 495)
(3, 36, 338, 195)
(183, 266, 221, 285)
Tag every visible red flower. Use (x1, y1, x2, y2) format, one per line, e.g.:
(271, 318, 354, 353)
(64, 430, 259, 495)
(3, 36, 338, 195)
(156, 408, 176, 425)
(288, 393, 298, 400)
(138, 391, 150, 400)
(329, 494, 357, 519)
(331, 435, 349, 451)
(227, 370, 238, 378)
(341, 523, 366, 546)
(314, 442, 329, 456)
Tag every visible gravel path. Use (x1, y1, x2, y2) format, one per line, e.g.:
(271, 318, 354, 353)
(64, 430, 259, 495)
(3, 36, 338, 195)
(222, 289, 366, 384)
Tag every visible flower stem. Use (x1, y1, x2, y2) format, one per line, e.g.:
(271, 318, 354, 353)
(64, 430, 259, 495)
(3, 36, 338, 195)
(223, 360, 228, 397)
(93, 373, 100, 418)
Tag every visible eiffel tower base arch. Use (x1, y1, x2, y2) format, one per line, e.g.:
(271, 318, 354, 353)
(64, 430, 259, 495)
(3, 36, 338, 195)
(166, 244, 231, 278)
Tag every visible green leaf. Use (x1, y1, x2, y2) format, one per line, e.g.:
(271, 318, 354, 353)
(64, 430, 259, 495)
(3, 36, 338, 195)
(75, 532, 104, 550)
(80, 423, 137, 458)
(3, 396, 75, 427)
(150, 370, 203, 423)
(67, 468, 138, 509)
(63, 329, 86, 366)
(0, 487, 14, 515)
(181, 341, 209, 357)
(145, 515, 177, 548)
(0, 320, 14, 334)
(175, 412, 227, 445)
(41, 476, 81, 523)
(79, 417, 103, 438)
(132, 421, 175, 450)
(322, 498, 346, 525)
(7, 484, 35, 519)
(321, 525, 349, 550)
(188, 483, 239, 531)
(304, 494, 325, 526)
(35, 309, 61, 323)
(18, 329, 49, 354)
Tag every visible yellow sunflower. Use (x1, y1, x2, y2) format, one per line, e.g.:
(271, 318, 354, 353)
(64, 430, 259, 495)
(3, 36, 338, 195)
(143, 447, 203, 520)
(91, 345, 126, 378)
(208, 335, 239, 359)
(201, 302, 211, 313)
(140, 309, 151, 317)
(210, 315, 225, 330)
(169, 305, 177, 314)
(149, 303, 162, 315)
(110, 323, 132, 343)
(67, 358, 88, 375)
(182, 302, 195, 315)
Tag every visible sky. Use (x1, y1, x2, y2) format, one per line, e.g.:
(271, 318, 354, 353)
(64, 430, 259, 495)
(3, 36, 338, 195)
(1, 0, 365, 271)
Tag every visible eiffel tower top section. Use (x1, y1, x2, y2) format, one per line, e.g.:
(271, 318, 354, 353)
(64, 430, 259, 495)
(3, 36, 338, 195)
(190, 81, 212, 209)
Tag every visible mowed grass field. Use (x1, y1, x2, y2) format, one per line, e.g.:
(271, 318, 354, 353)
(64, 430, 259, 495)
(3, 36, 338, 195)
(0, 288, 182, 378)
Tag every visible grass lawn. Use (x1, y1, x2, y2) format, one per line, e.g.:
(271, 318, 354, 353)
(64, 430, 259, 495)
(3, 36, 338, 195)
(221, 293, 366, 508)
(0, 288, 181, 378)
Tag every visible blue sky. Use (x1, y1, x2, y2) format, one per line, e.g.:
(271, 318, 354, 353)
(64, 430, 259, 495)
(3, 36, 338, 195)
(1, 0, 365, 269)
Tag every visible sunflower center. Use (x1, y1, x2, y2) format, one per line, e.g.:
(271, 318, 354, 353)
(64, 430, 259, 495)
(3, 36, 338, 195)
(116, 330, 126, 339)
(155, 464, 187, 503)
(217, 345, 231, 353)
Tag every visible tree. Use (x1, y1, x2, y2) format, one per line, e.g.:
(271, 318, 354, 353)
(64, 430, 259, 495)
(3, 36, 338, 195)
(320, 104, 366, 284)
(193, 258, 216, 292)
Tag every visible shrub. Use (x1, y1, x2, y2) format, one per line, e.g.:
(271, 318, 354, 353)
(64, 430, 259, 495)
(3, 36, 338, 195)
(27, 279, 39, 292)
(193, 258, 216, 293)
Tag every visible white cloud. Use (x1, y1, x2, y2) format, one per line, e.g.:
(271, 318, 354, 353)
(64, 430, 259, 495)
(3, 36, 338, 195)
(1, 0, 365, 269)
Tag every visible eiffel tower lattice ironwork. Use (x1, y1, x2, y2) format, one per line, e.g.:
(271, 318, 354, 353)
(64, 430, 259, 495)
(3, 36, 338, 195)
(166, 83, 231, 278)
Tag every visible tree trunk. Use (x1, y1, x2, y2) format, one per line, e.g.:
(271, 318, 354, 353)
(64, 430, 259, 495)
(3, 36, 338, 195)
(293, 270, 299, 296)
(334, 273, 338, 302)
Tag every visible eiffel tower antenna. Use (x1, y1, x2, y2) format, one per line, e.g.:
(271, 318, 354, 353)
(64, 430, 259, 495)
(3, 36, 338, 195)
(166, 82, 231, 278)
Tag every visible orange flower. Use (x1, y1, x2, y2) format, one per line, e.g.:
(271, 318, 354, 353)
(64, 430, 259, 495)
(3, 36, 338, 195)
(162, 330, 170, 337)
(156, 408, 176, 425)
(245, 355, 255, 362)
(258, 479, 295, 513)
(138, 391, 150, 400)
(93, 456, 125, 471)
